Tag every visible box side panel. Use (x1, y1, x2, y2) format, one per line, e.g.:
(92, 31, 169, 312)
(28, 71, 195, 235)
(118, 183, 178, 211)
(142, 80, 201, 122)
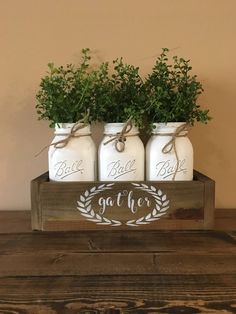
(194, 170, 215, 229)
(30, 172, 49, 230)
(40, 181, 205, 231)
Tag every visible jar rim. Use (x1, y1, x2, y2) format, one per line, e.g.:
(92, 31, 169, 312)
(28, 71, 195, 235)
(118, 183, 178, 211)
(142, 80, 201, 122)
(152, 122, 188, 134)
(54, 123, 91, 135)
(104, 122, 139, 135)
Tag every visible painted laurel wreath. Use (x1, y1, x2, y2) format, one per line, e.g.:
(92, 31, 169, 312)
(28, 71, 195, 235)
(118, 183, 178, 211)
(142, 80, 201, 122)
(77, 183, 122, 227)
(77, 183, 170, 227)
(126, 183, 170, 226)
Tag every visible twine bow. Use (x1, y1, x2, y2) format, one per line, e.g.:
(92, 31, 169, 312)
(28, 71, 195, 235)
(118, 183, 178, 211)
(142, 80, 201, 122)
(103, 117, 133, 152)
(35, 111, 90, 157)
(157, 123, 188, 181)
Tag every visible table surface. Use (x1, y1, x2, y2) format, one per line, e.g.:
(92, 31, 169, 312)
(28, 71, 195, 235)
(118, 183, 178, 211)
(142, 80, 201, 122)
(0, 211, 235, 314)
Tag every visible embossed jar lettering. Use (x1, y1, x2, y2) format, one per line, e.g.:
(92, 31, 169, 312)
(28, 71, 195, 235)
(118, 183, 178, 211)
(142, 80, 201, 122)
(49, 123, 96, 181)
(146, 122, 193, 181)
(107, 159, 136, 179)
(98, 123, 144, 181)
(54, 160, 84, 179)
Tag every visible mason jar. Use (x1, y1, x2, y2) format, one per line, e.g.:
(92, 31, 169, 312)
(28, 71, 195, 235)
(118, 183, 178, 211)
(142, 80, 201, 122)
(48, 123, 96, 181)
(146, 122, 193, 181)
(98, 123, 144, 181)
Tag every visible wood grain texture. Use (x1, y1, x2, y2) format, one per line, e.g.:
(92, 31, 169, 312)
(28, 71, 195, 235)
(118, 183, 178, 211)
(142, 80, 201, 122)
(1, 252, 236, 277)
(31, 170, 215, 231)
(0, 227, 235, 313)
(0, 230, 235, 277)
(0, 209, 234, 234)
(31, 172, 48, 230)
(0, 210, 31, 233)
(43, 216, 206, 231)
(0, 209, 235, 313)
(194, 170, 215, 229)
(215, 209, 236, 231)
(0, 230, 235, 253)
(0, 275, 236, 313)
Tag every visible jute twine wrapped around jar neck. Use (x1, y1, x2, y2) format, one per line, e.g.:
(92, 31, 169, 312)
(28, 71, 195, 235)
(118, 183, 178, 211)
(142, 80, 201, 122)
(155, 123, 188, 181)
(103, 117, 135, 152)
(35, 112, 90, 157)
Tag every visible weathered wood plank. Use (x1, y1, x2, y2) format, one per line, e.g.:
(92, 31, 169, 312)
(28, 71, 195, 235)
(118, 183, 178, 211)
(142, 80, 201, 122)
(215, 208, 236, 230)
(1, 274, 235, 300)
(0, 275, 235, 313)
(0, 209, 235, 233)
(0, 252, 236, 276)
(43, 217, 206, 230)
(41, 180, 205, 231)
(0, 231, 235, 254)
(0, 210, 234, 313)
(0, 230, 235, 277)
(30, 170, 217, 231)
(194, 170, 215, 229)
(0, 211, 31, 233)
(41, 180, 204, 212)
(31, 172, 48, 230)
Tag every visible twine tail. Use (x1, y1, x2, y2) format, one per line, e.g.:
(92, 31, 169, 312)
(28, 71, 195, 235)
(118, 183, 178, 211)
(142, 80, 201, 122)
(35, 109, 90, 157)
(161, 123, 187, 181)
(34, 136, 71, 157)
(104, 117, 133, 153)
(103, 135, 118, 146)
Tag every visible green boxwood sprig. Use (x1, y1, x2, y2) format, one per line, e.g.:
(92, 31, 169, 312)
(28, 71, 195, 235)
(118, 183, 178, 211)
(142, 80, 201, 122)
(93, 58, 145, 127)
(36, 48, 97, 127)
(143, 48, 211, 130)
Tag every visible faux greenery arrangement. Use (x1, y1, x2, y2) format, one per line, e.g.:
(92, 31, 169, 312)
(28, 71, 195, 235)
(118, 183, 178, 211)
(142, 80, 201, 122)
(93, 58, 145, 127)
(144, 48, 211, 129)
(36, 48, 97, 127)
(36, 47, 211, 131)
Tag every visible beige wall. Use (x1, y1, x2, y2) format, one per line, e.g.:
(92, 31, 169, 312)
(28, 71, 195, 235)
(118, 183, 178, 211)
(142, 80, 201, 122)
(0, 0, 236, 210)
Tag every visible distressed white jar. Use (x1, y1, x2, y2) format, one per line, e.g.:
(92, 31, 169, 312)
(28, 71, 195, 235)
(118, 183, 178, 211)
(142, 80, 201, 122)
(48, 123, 96, 181)
(98, 123, 145, 181)
(146, 122, 193, 181)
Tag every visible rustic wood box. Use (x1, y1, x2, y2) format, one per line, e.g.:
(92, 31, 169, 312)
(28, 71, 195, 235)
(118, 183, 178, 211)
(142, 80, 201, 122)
(31, 170, 215, 231)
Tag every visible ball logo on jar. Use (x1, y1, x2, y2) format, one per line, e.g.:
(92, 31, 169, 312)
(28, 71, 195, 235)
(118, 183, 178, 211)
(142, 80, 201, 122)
(156, 159, 187, 179)
(54, 160, 84, 179)
(107, 159, 136, 179)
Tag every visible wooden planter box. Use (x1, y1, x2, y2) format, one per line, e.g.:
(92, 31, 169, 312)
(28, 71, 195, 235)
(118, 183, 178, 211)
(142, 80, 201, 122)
(31, 170, 215, 231)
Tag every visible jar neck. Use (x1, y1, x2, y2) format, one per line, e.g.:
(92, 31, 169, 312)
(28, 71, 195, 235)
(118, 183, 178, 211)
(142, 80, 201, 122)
(104, 123, 139, 135)
(54, 123, 91, 135)
(152, 122, 188, 135)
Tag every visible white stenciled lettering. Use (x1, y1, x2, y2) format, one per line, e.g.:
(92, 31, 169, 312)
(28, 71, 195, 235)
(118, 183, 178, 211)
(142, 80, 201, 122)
(156, 159, 187, 179)
(97, 190, 151, 215)
(117, 190, 128, 207)
(128, 190, 137, 213)
(54, 160, 84, 179)
(98, 196, 114, 215)
(107, 160, 136, 179)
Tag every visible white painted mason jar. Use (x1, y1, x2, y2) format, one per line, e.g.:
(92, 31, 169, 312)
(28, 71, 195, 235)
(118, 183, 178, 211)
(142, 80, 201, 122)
(98, 123, 145, 181)
(146, 122, 193, 181)
(48, 123, 96, 181)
